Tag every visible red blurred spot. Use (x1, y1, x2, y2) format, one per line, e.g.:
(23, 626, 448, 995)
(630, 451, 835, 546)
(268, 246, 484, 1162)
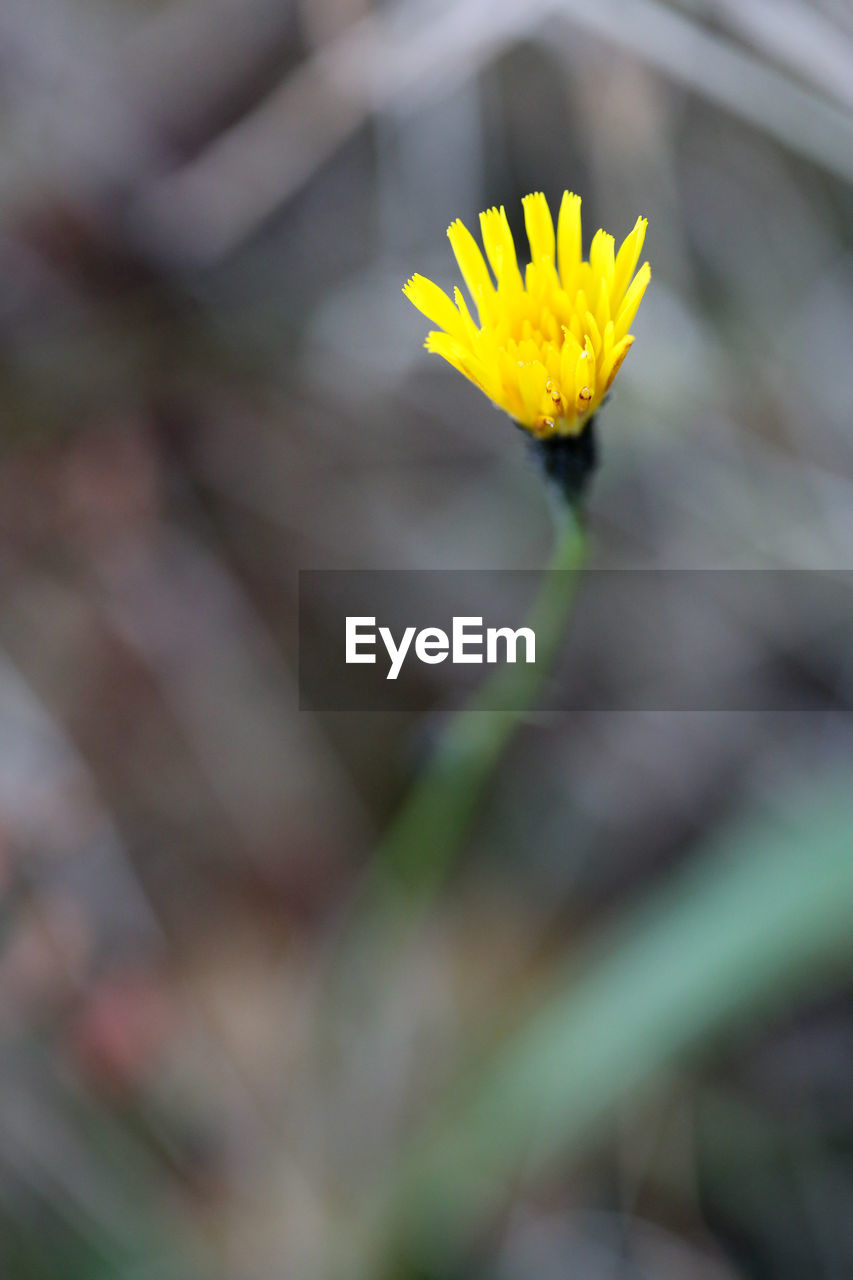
(69, 969, 173, 1095)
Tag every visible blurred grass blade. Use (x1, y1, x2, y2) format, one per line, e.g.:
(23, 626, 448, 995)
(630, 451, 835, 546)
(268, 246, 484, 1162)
(378, 776, 853, 1270)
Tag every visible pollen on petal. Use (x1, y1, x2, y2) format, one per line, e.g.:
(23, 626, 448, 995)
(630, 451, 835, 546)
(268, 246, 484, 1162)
(574, 336, 597, 414)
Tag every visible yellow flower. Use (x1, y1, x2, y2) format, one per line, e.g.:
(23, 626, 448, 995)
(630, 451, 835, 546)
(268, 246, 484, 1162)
(403, 192, 650, 438)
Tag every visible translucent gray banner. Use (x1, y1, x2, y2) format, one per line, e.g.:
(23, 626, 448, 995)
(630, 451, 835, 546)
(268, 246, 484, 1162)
(299, 570, 853, 712)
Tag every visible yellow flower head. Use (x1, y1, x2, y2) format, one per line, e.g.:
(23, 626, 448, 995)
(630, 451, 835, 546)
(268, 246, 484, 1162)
(403, 192, 650, 438)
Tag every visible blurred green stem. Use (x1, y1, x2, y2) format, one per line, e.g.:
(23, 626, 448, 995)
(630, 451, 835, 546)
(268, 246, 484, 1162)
(325, 505, 587, 1009)
(372, 503, 587, 906)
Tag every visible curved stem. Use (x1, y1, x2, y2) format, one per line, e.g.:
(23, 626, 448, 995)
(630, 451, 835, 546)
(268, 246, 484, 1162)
(326, 504, 589, 1274)
(374, 505, 587, 901)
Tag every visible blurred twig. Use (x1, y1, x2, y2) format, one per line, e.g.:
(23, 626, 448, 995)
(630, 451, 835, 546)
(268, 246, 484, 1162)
(711, 0, 853, 112)
(4, 0, 852, 266)
(546, 0, 853, 187)
(132, 0, 853, 262)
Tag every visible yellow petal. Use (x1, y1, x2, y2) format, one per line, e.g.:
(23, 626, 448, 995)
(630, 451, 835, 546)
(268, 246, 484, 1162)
(453, 286, 479, 340)
(424, 331, 491, 394)
(517, 360, 549, 421)
(559, 328, 582, 393)
(522, 191, 555, 265)
(518, 336, 541, 365)
(557, 191, 582, 292)
(589, 229, 615, 289)
(403, 274, 466, 339)
(498, 349, 524, 413)
(600, 319, 615, 368)
(602, 334, 634, 388)
(524, 261, 549, 301)
(447, 219, 495, 318)
(583, 310, 602, 360)
(479, 205, 522, 291)
(611, 216, 647, 308)
(595, 274, 611, 337)
(615, 261, 651, 338)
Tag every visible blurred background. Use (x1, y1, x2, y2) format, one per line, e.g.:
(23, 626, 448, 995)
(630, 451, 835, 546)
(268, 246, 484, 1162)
(1, 0, 853, 1277)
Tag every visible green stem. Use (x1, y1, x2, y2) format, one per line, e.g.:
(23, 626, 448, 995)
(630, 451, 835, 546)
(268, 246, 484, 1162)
(373, 505, 587, 903)
(323, 507, 589, 1272)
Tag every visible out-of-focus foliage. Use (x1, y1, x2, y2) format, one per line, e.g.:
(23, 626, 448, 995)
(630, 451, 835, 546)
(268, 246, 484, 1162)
(1, 2, 853, 1278)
